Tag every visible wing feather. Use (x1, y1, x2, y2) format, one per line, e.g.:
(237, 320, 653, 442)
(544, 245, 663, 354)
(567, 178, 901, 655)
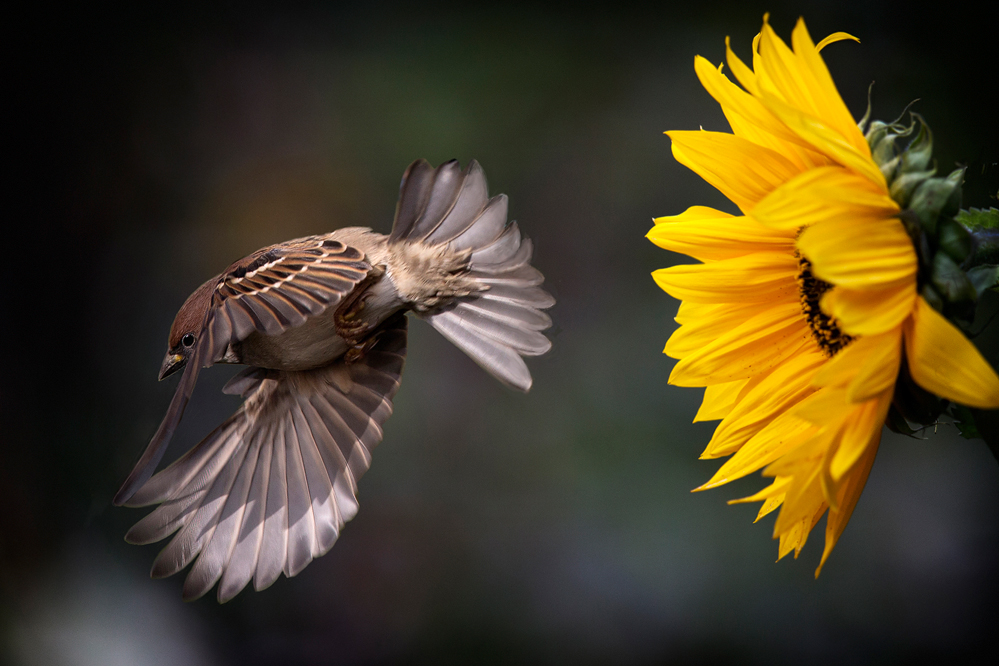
(424, 162, 489, 244)
(390, 159, 436, 242)
(149, 435, 253, 580)
(408, 160, 464, 241)
(448, 194, 508, 251)
(427, 310, 532, 390)
(218, 428, 272, 602)
(182, 439, 262, 601)
(254, 424, 289, 591)
(293, 400, 340, 556)
(283, 411, 317, 578)
(469, 221, 522, 266)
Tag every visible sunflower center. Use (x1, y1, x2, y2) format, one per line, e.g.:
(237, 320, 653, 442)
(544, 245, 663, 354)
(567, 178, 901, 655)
(795, 252, 854, 357)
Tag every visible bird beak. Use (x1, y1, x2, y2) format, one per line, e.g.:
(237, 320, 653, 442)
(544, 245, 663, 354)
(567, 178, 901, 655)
(159, 353, 186, 381)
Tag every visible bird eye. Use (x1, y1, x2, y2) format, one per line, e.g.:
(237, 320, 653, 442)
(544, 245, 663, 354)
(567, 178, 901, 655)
(182, 334, 196, 347)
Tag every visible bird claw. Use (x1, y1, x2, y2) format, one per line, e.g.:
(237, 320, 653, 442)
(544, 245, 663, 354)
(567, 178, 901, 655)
(334, 287, 373, 347)
(344, 331, 380, 364)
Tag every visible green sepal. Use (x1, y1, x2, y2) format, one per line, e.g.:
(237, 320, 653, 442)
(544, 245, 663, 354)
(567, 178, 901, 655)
(941, 169, 965, 219)
(889, 168, 936, 209)
(900, 119, 933, 173)
(909, 168, 965, 234)
(937, 218, 972, 263)
(920, 282, 945, 312)
(930, 252, 977, 305)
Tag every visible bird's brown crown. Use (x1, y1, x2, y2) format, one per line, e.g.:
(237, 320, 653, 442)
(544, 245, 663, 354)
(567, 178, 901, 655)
(168, 279, 216, 350)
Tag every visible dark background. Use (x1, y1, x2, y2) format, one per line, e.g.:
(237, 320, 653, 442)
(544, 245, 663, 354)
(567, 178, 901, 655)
(4, 2, 998, 664)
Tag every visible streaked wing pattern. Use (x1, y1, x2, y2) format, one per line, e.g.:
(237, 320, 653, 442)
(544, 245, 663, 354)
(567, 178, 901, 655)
(204, 237, 373, 360)
(124, 314, 408, 602)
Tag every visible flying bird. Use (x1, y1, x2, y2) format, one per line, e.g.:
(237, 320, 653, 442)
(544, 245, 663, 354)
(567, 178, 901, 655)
(115, 159, 554, 602)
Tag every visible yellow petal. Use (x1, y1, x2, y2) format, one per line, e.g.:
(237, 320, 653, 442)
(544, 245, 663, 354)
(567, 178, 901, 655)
(845, 333, 902, 403)
(700, 415, 816, 488)
(789, 19, 870, 157)
(812, 330, 903, 403)
(668, 131, 802, 211)
(669, 302, 812, 386)
(829, 391, 890, 482)
(757, 20, 816, 118)
(728, 476, 790, 522)
(755, 494, 785, 521)
(772, 467, 825, 538)
(648, 205, 793, 261)
(764, 443, 828, 556)
(820, 282, 915, 336)
(675, 299, 773, 327)
(693, 55, 815, 156)
(652, 251, 797, 304)
(796, 216, 915, 289)
(815, 32, 860, 52)
(758, 90, 886, 188)
(816, 431, 879, 577)
(728, 475, 790, 504)
(905, 296, 999, 408)
(725, 35, 758, 95)
(792, 384, 853, 425)
(723, 109, 831, 174)
(667, 300, 785, 358)
(794, 507, 829, 559)
(777, 520, 804, 560)
(752, 166, 898, 231)
(699, 350, 825, 459)
(694, 380, 749, 422)
(756, 19, 872, 170)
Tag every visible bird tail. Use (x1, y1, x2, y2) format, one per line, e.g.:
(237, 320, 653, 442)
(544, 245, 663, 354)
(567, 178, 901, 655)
(389, 159, 554, 391)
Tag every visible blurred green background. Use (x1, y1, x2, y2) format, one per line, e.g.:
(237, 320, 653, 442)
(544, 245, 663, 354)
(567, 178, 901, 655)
(4, 2, 998, 664)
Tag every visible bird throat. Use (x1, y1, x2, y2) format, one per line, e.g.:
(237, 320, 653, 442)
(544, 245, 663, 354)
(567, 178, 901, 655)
(795, 251, 854, 357)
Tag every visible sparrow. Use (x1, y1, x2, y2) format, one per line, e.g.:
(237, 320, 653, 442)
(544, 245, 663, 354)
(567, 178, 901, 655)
(114, 159, 554, 602)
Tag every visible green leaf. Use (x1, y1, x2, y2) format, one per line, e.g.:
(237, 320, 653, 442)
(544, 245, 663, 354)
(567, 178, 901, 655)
(956, 206, 999, 231)
(968, 227, 999, 267)
(885, 405, 921, 437)
(970, 408, 999, 464)
(967, 264, 999, 297)
(948, 403, 981, 439)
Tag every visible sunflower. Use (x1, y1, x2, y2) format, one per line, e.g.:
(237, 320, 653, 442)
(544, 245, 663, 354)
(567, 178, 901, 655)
(648, 15, 999, 574)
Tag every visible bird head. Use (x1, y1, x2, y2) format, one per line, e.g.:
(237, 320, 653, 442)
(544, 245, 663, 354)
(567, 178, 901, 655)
(161, 279, 215, 380)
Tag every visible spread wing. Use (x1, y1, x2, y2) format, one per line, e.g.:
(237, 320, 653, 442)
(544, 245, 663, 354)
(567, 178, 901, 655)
(124, 314, 407, 602)
(114, 235, 375, 507)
